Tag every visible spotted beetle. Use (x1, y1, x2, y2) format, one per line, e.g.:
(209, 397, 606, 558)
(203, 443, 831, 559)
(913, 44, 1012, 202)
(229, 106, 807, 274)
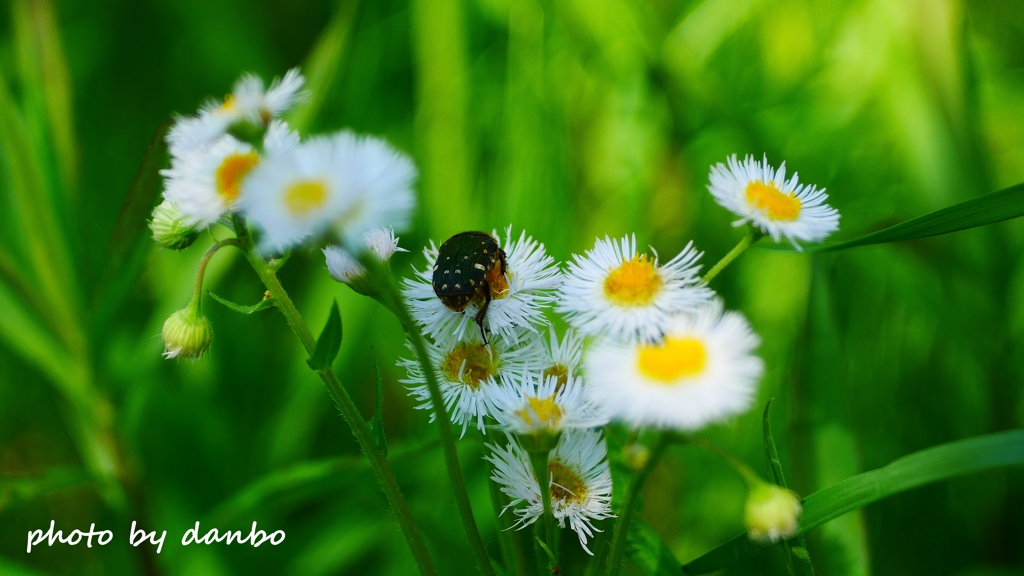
(432, 231, 508, 343)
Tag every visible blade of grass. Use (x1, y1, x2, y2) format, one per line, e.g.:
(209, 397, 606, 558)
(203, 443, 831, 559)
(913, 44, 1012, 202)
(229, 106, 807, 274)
(91, 121, 170, 330)
(0, 467, 92, 513)
(763, 400, 813, 575)
(205, 438, 438, 526)
(11, 0, 78, 195)
(409, 0, 477, 232)
(775, 181, 1024, 252)
(682, 429, 1024, 574)
(625, 516, 679, 576)
(286, 0, 362, 134)
(0, 62, 83, 357)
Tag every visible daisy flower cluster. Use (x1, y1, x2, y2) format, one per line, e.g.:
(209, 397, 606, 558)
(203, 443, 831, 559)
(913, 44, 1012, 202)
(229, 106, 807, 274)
(152, 68, 417, 359)
(391, 154, 838, 554)
(149, 66, 836, 566)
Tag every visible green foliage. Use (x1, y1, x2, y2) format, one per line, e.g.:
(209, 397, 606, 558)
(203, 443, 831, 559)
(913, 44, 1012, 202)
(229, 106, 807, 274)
(2, 0, 1024, 574)
(307, 299, 344, 372)
(780, 181, 1024, 252)
(683, 430, 1024, 574)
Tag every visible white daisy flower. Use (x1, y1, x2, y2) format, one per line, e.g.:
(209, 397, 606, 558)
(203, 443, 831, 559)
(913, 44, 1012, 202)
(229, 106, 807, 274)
(324, 227, 407, 285)
(540, 326, 584, 387)
(488, 372, 608, 435)
(167, 68, 306, 157)
(239, 131, 417, 254)
(161, 120, 298, 228)
(708, 154, 839, 249)
(362, 226, 407, 261)
(584, 299, 763, 430)
(324, 246, 365, 285)
(557, 234, 713, 343)
(486, 429, 614, 554)
(398, 329, 546, 435)
(403, 227, 561, 346)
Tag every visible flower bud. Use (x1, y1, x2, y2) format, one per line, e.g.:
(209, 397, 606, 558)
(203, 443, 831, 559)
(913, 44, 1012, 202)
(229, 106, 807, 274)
(150, 199, 199, 250)
(162, 300, 213, 359)
(743, 482, 802, 543)
(324, 245, 376, 296)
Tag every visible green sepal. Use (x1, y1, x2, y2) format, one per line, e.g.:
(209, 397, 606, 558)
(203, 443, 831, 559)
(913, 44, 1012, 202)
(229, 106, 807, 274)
(208, 291, 276, 315)
(306, 300, 343, 372)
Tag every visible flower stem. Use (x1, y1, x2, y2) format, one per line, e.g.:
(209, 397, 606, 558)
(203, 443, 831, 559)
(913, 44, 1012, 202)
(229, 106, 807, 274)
(232, 227, 435, 576)
(367, 258, 496, 575)
(702, 228, 761, 284)
(604, 434, 668, 576)
(528, 449, 559, 572)
(485, 431, 532, 576)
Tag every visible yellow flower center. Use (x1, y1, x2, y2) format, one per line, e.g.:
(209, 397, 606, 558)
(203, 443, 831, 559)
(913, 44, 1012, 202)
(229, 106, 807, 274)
(439, 343, 495, 390)
(516, 395, 562, 428)
(215, 152, 260, 204)
(637, 336, 707, 382)
(218, 94, 236, 113)
(603, 255, 662, 307)
(543, 364, 569, 390)
(745, 180, 802, 221)
(283, 180, 329, 217)
(548, 461, 588, 505)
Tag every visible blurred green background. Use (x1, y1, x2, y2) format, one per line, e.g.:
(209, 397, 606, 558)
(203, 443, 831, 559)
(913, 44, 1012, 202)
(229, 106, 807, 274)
(1, 0, 1023, 574)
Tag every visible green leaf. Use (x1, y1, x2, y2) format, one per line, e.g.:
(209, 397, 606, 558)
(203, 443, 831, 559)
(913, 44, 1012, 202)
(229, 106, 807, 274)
(205, 438, 437, 525)
(208, 291, 276, 315)
(762, 400, 814, 576)
(762, 399, 787, 487)
(286, 0, 363, 133)
(783, 181, 1024, 252)
(307, 300, 343, 371)
(91, 121, 171, 329)
(11, 0, 78, 194)
(0, 466, 91, 514)
(368, 349, 388, 456)
(626, 516, 679, 576)
(682, 429, 1024, 574)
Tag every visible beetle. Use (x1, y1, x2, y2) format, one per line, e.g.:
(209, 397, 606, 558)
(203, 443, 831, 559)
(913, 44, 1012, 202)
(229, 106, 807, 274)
(432, 231, 508, 343)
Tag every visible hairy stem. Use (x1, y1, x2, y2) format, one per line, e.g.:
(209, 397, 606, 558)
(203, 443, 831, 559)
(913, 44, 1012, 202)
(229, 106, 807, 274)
(605, 435, 668, 576)
(379, 271, 496, 576)
(233, 226, 435, 576)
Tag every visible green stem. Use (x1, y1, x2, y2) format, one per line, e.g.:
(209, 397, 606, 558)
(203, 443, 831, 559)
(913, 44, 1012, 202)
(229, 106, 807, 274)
(233, 227, 435, 576)
(605, 435, 668, 576)
(485, 431, 532, 576)
(528, 450, 559, 571)
(702, 228, 761, 284)
(192, 240, 238, 306)
(379, 270, 496, 576)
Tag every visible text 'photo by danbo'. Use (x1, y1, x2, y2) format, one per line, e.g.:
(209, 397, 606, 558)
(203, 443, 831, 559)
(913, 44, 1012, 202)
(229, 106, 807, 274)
(1, 1, 1024, 575)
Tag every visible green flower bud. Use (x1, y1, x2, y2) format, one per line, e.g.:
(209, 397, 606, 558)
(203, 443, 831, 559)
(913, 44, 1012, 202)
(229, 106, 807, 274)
(162, 299, 213, 359)
(150, 199, 199, 250)
(744, 482, 802, 543)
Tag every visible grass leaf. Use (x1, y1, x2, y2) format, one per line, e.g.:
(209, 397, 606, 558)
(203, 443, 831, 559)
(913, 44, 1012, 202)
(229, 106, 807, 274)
(307, 299, 343, 372)
(626, 516, 679, 576)
(781, 181, 1024, 252)
(682, 429, 1024, 574)
(91, 121, 170, 329)
(286, 0, 363, 134)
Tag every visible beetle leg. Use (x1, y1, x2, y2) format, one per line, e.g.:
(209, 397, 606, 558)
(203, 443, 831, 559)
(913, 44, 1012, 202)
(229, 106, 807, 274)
(475, 280, 492, 345)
